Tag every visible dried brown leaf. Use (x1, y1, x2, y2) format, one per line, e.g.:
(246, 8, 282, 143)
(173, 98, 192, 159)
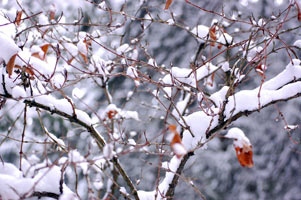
(165, 0, 173, 10)
(6, 54, 17, 77)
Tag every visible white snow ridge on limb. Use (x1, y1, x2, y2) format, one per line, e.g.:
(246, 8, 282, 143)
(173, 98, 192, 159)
(225, 127, 254, 168)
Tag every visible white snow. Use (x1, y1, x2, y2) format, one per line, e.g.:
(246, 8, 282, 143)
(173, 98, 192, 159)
(77, 39, 88, 55)
(126, 66, 139, 79)
(0, 32, 20, 64)
(103, 143, 114, 160)
(210, 86, 229, 108)
(172, 94, 190, 119)
(34, 165, 61, 194)
(64, 42, 79, 57)
(0, 162, 23, 178)
(225, 60, 301, 118)
(72, 87, 86, 99)
(0, 14, 16, 38)
(11, 86, 26, 98)
(294, 40, 301, 48)
(172, 143, 187, 157)
(225, 127, 251, 148)
(167, 19, 174, 25)
(191, 25, 209, 38)
(116, 43, 131, 54)
(217, 32, 233, 45)
(162, 63, 218, 90)
(75, 109, 92, 125)
(0, 174, 34, 199)
(221, 61, 230, 72)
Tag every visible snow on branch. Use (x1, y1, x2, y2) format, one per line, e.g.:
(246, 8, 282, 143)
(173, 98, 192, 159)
(138, 60, 301, 199)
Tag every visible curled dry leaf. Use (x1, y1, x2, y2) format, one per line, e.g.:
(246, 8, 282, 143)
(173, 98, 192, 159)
(6, 54, 17, 77)
(296, 2, 301, 22)
(225, 127, 254, 168)
(107, 110, 118, 119)
(234, 145, 253, 168)
(79, 52, 88, 64)
(209, 25, 217, 47)
(15, 11, 22, 25)
(165, 0, 173, 10)
(14, 65, 35, 79)
(168, 125, 187, 159)
(255, 64, 266, 78)
(32, 44, 50, 60)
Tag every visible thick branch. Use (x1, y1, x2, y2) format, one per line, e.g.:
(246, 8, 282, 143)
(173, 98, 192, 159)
(164, 91, 301, 199)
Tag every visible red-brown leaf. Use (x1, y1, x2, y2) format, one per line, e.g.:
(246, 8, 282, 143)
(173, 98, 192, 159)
(15, 11, 22, 25)
(6, 54, 17, 77)
(79, 51, 88, 64)
(296, 2, 301, 22)
(169, 125, 187, 158)
(41, 44, 50, 60)
(234, 146, 254, 168)
(165, 0, 173, 10)
(209, 25, 217, 47)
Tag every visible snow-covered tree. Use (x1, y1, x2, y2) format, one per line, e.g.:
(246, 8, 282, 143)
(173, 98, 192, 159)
(0, 0, 301, 199)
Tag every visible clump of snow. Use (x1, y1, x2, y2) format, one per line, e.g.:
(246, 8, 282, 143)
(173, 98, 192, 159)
(167, 19, 174, 25)
(294, 40, 301, 48)
(0, 174, 34, 199)
(172, 94, 190, 119)
(77, 39, 88, 55)
(91, 56, 109, 77)
(0, 162, 23, 178)
(161, 63, 218, 96)
(93, 180, 104, 190)
(103, 143, 114, 159)
(0, 14, 16, 38)
(225, 127, 251, 148)
(47, 129, 66, 151)
(11, 86, 26, 98)
(148, 58, 158, 67)
(221, 61, 230, 72)
(210, 86, 229, 108)
(0, 32, 20, 64)
(191, 25, 209, 38)
(116, 43, 131, 54)
(126, 66, 139, 79)
(137, 190, 156, 200)
(64, 42, 79, 57)
(72, 87, 86, 99)
(34, 165, 61, 194)
(217, 32, 233, 45)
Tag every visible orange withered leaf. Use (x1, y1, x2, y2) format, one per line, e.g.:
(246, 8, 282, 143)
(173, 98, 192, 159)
(255, 64, 265, 78)
(41, 44, 50, 60)
(31, 52, 41, 59)
(107, 110, 118, 119)
(165, 0, 173, 10)
(6, 54, 17, 77)
(15, 11, 22, 25)
(234, 146, 254, 168)
(225, 127, 254, 168)
(79, 52, 88, 64)
(168, 125, 187, 158)
(296, 2, 301, 22)
(209, 25, 217, 47)
(50, 11, 55, 21)
(14, 65, 35, 79)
